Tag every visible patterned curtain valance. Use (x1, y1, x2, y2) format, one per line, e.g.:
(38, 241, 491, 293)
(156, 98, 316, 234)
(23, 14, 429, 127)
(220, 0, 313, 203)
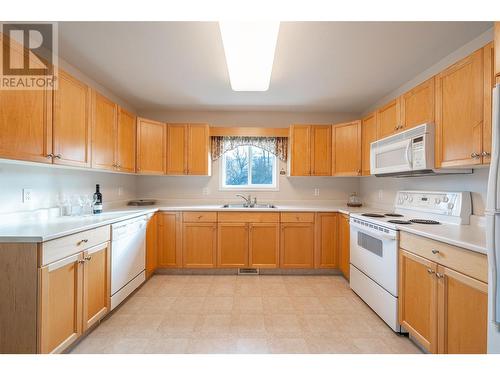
(211, 136, 288, 162)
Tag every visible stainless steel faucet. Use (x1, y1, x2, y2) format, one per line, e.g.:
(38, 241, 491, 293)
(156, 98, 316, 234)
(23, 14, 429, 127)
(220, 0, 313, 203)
(236, 194, 252, 207)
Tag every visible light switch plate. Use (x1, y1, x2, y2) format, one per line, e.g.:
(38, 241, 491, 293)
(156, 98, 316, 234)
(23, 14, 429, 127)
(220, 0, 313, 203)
(22, 188, 33, 203)
(314, 188, 320, 197)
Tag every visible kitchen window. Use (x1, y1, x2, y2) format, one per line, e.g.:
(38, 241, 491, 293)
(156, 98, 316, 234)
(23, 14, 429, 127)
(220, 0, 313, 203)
(220, 145, 278, 190)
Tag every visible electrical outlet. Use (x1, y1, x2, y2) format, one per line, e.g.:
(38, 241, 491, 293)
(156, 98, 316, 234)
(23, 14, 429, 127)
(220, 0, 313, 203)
(314, 188, 320, 197)
(202, 187, 209, 195)
(118, 187, 123, 196)
(22, 188, 33, 203)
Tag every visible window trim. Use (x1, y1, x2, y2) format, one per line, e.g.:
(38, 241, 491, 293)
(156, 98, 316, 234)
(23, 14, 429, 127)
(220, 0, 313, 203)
(219, 145, 279, 192)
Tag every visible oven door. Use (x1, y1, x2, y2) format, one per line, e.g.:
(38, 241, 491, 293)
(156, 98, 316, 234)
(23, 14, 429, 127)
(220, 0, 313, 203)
(370, 138, 413, 175)
(349, 219, 398, 296)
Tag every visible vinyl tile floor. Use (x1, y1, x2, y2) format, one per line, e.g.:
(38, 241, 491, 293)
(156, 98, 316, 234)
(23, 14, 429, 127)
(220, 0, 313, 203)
(71, 275, 422, 354)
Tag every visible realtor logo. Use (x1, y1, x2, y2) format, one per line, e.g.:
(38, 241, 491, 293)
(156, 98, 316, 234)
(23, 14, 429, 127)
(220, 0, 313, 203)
(1, 22, 58, 90)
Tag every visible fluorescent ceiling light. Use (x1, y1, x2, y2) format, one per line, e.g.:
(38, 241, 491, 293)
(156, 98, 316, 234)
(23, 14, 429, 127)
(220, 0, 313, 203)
(219, 21, 280, 91)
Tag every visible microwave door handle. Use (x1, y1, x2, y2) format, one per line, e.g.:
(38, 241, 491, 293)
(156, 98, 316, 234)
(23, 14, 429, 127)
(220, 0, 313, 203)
(405, 141, 413, 169)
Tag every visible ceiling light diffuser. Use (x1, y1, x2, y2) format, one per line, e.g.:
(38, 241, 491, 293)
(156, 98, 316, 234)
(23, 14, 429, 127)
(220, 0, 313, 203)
(219, 21, 280, 91)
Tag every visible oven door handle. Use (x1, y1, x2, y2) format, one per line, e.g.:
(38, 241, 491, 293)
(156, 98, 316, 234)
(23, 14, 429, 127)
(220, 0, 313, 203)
(350, 220, 397, 241)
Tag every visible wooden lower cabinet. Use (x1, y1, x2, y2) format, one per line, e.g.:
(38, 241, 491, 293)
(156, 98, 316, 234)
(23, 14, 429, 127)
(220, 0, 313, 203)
(338, 214, 350, 279)
(280, 223, 314, 268)
(315, 213, 338, 268)
(182, 223, 217, 268)
(217, 223, 249, 267)
(249, 223, 280, 268)
(399, 250, 438, 353)
(437, 266, 488, 354)
(82, 243, 110, 330)
(399, 248, 488, 354)
(39, 252, 83, 354)
(157, 212, 182, 268)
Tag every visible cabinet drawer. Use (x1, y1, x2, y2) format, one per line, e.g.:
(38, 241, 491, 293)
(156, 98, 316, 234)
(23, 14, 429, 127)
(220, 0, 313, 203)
(399, 232, 487, 283)
(41, 225, 110, 266)
(281, 212, 315, 223)
(182, 212, 217, 223)
(217, 212, 279, 223)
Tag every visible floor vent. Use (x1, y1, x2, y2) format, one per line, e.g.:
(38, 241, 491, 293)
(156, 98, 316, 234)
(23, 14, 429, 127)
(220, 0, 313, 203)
(238, 268, 259, 275)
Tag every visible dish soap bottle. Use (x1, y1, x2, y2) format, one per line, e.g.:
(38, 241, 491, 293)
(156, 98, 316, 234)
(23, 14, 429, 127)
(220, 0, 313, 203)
(93, 184, 103, 214)
(347, 192, 362, 207)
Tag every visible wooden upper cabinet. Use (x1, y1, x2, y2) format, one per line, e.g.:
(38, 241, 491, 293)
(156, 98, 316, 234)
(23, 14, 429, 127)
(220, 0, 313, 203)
(482, 42, 495, 165)
(39, 253, 83, 354)
(315, 213, 338, 269)
(311, 125, 332, 175)
(116, 107, 136, 173)
(361, 112, 377, 176)
(495, 22, 500, 78)
(338, 214, 350, 279)
(187, 124, 210, 175)
(217, 223, 249, 268)
(332, 120, 361, 176)
(435, 48, 484, 168)
(399, 250, 438, 353)
(437, 266, 487, 354)
(166, 124, 187, 175)
(376, 99, 400, 139)
(158, 212, 182, 268)
(289, 125, 311, 176)
(52, 70, 91, 168)
(136, 117, 166, 175)
(399, 77, 435, 131)
(91, 91, 117, 170)
(82, 242, 110, 331)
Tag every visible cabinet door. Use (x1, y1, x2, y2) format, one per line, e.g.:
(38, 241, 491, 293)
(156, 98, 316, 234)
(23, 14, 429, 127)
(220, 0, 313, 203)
(400, 77, 435, 132)
(217, 223, 248, 268)
(280, 223, 314, 268)
(495, 22, 500, 78)
(311, 125, 332, 176)
(146, 213, 158, 277)
(116, 107, 136, 172)
(53, 70, 91, 167)
(399, 250, 438, 353)
(166, 124, 187, 175)
(315, 213, 338, 269)
(338, 214, 350, 279)
(332, 120, 361, 176)
(136, 117, 166, 175)
(83, 243, 110, 331)
(289, 125, 311, 176)
(249, 223, 279, 268)
(437, 266, 487, 354)
(158, 212, 182, 268)
(435, 48, 483, 168)
(182, 223, 217, 268)
(39, 253, 83, 354)
(361, 112, 377, 176)
(376, 99, 400, 139)
(0, 34, 52, 163)
(187, 124, 210, 175)
(92, 91, 117, 170)
(482, 42, 495, 165)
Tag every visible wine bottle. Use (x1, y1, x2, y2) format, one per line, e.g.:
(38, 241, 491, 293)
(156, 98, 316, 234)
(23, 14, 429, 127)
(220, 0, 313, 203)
(93, 184, 103, 214)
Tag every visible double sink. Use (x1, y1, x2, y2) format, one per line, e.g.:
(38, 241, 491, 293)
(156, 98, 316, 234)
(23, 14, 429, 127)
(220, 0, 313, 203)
(221, 203, 277, 209)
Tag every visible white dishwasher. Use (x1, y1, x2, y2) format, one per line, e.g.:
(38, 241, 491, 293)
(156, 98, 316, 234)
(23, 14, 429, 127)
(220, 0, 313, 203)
(110, 215, 147, 310)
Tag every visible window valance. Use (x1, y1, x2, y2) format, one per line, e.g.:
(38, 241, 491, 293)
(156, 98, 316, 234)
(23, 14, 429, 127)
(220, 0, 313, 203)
(211, 136, 288, 162)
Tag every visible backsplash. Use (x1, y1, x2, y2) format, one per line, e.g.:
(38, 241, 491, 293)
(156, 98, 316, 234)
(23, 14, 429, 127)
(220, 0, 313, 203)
(359, 167, 490, 216)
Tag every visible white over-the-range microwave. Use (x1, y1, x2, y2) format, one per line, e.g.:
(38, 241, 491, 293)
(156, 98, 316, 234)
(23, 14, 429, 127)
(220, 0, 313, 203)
(370, 123, 472, 177)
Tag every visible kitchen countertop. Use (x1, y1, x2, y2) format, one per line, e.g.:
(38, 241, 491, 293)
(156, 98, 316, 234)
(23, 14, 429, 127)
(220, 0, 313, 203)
(0, 203, 487, 255)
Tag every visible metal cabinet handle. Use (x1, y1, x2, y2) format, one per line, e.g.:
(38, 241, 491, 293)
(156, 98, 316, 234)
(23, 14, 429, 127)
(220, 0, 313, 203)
(431, 249, 439, 254)
(471, 152, 480, 159)
(436, 273, 444, 279)
(78, 259, 85, 264)
(481, 151, 491, 157)
(84, 256, 92, 261)
(54, 154, 62, 159)
(46, 153, 54, 159)
(77, 239, 89, 246)
(427, 268, 435, 274)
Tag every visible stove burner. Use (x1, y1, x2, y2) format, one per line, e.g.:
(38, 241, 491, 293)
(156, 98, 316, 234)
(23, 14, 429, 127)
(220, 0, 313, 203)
(361, 213, 385, 218)
(384, 213, 404, 217)
(387, 220, 412, 224)
(409, 219, 440, 225)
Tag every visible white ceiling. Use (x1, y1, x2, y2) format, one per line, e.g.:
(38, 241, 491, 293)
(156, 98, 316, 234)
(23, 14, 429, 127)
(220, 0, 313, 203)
(58, 21, 492, 113)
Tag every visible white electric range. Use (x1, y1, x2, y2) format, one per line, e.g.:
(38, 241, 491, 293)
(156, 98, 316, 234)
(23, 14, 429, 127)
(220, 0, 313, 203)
(348, 190, 472, 332)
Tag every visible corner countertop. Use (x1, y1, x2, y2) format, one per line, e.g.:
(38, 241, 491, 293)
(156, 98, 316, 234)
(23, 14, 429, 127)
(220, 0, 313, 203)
(0, 202, 487, 256)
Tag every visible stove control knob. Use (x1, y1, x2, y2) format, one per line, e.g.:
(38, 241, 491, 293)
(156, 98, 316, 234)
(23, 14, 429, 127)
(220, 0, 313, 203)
(443, 196, 449, 203)
(408, 197, 413, 202)
(435, 198, 441, 204)
(447, 202, 454, 210)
